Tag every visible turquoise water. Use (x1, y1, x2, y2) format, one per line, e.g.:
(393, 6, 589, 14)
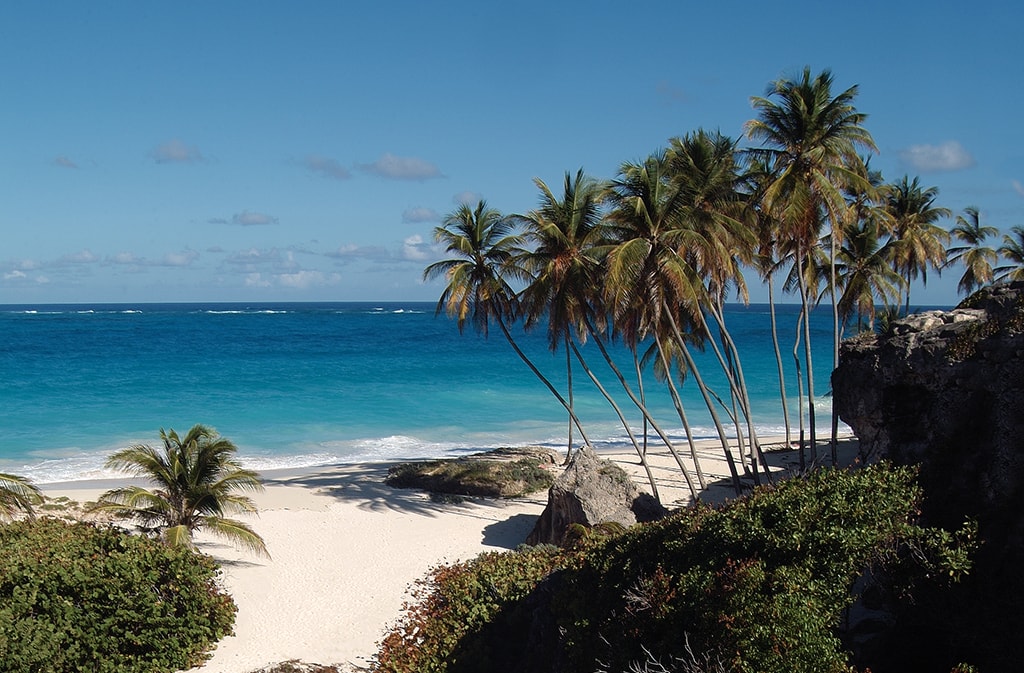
(2, 302, 863, 483)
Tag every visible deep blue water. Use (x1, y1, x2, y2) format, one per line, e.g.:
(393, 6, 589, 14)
(0, 301, 885, 483)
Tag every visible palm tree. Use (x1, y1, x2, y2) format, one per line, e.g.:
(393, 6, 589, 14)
(835, 218, 904, 333)
(1, 472, 42, 520)
(668, 129, 771, 483)
(603, 150, 733, 497)
(515, 170, 606, 462)
(884, 175, 951, 314)
(424, 199, 593, 448)
(948, 206, 999, 295)
(745, 66, 876, 463)
(93, 425, 268, 556)
(995, 225, 1024, 282)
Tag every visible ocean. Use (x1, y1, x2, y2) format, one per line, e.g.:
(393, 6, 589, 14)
(1, 301, 871, 484)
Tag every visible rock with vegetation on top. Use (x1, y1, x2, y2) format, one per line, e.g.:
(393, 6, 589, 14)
(832, 280, 1024, 672)
(526, 446, 666, 546)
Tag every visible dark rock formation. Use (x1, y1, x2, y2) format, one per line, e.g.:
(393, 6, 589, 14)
(833, 281, 1024, 535)
(526, 446, 666, 546)
(832, 281, 1024, 672)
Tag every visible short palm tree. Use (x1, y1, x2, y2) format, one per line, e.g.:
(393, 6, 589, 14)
(948, 206, 999, 295)
(835, 218, 904, 333)
(995, 225, 1024, 282)
(883, 175, 951, 314)
(93, 425, 268, 556)
(0, 472, 42, 520)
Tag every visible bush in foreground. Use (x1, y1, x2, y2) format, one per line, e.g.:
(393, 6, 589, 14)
(0, 518, 236, 673)
(373, 463, 976, 673)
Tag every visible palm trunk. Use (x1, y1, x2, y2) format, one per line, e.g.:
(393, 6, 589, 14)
(793, 306, 806, 472)
(768, 274, 792, 446)
(654, 333, 707, 489)
(493, 311, 592, 450)
(707, 303, 773, 485)
(565, 332, 574, 458)
(693, 308, 749, 470)
(662, 305, 743, 495)
(830, 228, 840, 466)
(795, 243, 817, 462)
(569, 339, 660, 503)
(581, 316, 700, 501)
(633, 349, 650, 466)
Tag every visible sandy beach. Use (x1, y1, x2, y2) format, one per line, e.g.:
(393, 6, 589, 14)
(40, 437, 847, 672)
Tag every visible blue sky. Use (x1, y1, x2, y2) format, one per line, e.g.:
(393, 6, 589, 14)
(2, 1, 1021, 305)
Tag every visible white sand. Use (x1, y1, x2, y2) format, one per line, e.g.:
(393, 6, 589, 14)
(39, 436, 854, 672)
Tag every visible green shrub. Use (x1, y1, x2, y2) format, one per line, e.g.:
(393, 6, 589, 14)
(373, 463, 976, 673)
(374, 545, 564, 673)
(0, 518, 236, 673)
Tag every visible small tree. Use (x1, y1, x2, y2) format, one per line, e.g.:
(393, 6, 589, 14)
(93, 424, 268, 556)
(0, 472, 42, 520)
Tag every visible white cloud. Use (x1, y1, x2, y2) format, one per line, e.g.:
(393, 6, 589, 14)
(899, 141, 975, 172)
(150, 139, 205, 164)
(160, 250, 200, 267)
(402, 235, 431, 261)
(324, 244, 390, 261)
(276, 270, 342, 289)
(53, 155, 78, 169)
(108, 252, 142, 265)
(245, 273, 271, 288)
(358, 153, 443, 181)
(453, 191, 481, 205)
(57, 250, 99, 265)
(304, 155, 351, 180)
(1012, 180, 1024, 198)
(3, 269, 27, 280)
(231, 210, 279, 226)
(402, 206, 440, 223)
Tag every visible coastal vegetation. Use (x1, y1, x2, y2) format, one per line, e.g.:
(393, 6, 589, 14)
(0, 472, 41, 520)
(425, 66, 1024, 497)
(0, 517, 236, 673)
(385, 448, 557, 498)
(91, 424, 269, 557)
(373, 463, 976, 673)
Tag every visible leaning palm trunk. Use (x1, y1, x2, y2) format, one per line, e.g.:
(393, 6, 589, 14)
(793, 306, 807, 472)
(581, 317, 700, 501)
(795, 244, 818, 460)
(493, 310, 593, 451)
(569, 339, 660, 502)
(706, 304, 774, 485)
(662, 305, 743, 495)
(654, 334, 707, 489)
(633, 349, 651, 465)
(564, 333, 575, 459)
(829, 229, 840, 466)
(767, 274, 792, 446)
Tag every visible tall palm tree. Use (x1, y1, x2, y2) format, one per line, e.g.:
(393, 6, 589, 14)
(0, 472, 42, 520)
(995, 225, 1024, 282)
(604, 150, 733, 497)
(424, 200, 593, 448)
(515, 170, 606, 461)
(745, 66, 876, 463)
(948, 206, 998, 295)
(884, 175, 951, 314)
(668, 129, 771, 483)
(93, 425, 268, 556)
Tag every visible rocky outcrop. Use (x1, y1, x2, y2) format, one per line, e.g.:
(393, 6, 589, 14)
(832, 281, 1024, 672)
(833, 281, 1024, 534)
(526, 446, 665, 546)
